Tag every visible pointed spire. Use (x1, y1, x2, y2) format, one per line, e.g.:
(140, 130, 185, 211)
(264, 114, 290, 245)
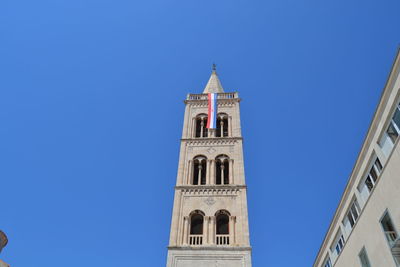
(203, 64, 224, 94)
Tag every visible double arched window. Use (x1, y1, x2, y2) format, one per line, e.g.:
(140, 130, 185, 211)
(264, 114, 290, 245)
(193, 113, 230, 138)
(190, 155, 232, 185)
(192, 156, 207, 185)
(185, 209, 233, 246)
(216, 155, 230, 185)
(216, 113, 229, 137)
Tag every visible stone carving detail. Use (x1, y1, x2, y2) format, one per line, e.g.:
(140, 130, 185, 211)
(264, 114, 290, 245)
(185, 139, 239, 146)
(204, 197, 216, 206)
(186, 101, 237, 108)
(207, 147, 216, 154)
(181, 188, 240, 195)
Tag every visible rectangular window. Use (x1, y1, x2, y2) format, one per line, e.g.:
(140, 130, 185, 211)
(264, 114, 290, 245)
(380, 103, 400, 153)
(393, 104, 400, 129)
(359, 247, 372, 267)
(387, 122, 399, 143)
(364, 158, 383, 193)
(379, 102, 400, 158)
(375, 157, 383, 171)
(331, 231, 346, 260)
(358, 157, 383, 203)
(347, 200, 361, 228)
(335, 234, 345, 254)
(323, 257, 332, 267)
(381, 211, 398, 247)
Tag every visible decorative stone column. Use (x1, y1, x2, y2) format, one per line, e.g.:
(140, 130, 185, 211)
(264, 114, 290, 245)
(206, 160, 211, 185)
(221, 119, 225, 137)
(210, 160, 215, 185)
(229, 159, 234, 184)
(229, 216, 236, 245)
(204, 216, 210, 244)
(209, 128, 215, 138)
(191, 118, 196, 138)
(221, 164, 225, 185)
(187, 160, 193, 185)
(200, 118, 205, 138)
(182, 216, 189, 245)
(197, 164, 202, 185)
(229, 116, 233, 137)
(209, 216, 216, 245)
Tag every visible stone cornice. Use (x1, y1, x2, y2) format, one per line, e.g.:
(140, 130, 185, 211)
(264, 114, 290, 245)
(181, 137, 242, 145)
(184, 98, 240, 106)
(167, 246, 252, 251)
(175, 185, 246, 190)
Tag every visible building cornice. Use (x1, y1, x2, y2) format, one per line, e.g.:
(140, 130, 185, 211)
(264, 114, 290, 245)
(175, 185, 247, 190)
(184, 98, 241, 104)
(167, 246, 252, 251)
(181, 137, 242, 143)
(183, 92, 241, 106)
(313, 48, 400, 266)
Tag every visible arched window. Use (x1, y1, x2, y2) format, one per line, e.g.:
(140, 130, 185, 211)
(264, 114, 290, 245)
(216, 113, 229, 137)
(189, 210, 204, 245)
(193, 156, 207, 185)
(190, 213, 204, 235)
(215, 210, 230, 245)
(215, 155, 229, 185)
(195, 114, 208, 138)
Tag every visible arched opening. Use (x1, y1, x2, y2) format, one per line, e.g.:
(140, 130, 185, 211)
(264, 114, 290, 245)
(190, 214, 204, 235)
(215, 210, 230, 245)
(189, 210, 204, 245)
(193, 156, 207, 185)
(216, 214, 229, 235)
(195, 114, 208, 138)
(216, 113, 229, 137)
(215, 155, 229, 185)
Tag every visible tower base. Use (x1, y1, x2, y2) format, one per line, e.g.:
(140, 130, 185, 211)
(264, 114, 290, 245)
(167, 246, 252, 267)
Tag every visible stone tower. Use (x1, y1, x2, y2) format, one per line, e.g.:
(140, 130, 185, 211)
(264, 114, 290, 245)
(166, 68, 252, 267)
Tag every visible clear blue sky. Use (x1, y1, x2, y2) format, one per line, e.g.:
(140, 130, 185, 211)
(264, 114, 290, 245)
(0, 0, 399, 266)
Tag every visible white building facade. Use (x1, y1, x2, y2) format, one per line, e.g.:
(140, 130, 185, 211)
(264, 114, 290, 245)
(166, 68, 252, 267)
(313, 50, 400, 267)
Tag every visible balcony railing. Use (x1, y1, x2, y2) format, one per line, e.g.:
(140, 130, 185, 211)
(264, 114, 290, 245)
(390, 237, 400, 263)
(385, 231, 398, 246)
(187, 93, 236, 101)
(216, 234, 230, 245)
(189, 234, 203, 245)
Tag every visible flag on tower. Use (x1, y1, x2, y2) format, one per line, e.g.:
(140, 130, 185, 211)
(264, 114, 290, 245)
(207, 93, 217, 129)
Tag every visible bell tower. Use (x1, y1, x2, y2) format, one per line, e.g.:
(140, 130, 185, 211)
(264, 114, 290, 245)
(166, 67, 252, 267)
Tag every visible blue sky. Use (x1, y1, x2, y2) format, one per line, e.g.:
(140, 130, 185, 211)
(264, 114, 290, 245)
(0, 0, 399, 266)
